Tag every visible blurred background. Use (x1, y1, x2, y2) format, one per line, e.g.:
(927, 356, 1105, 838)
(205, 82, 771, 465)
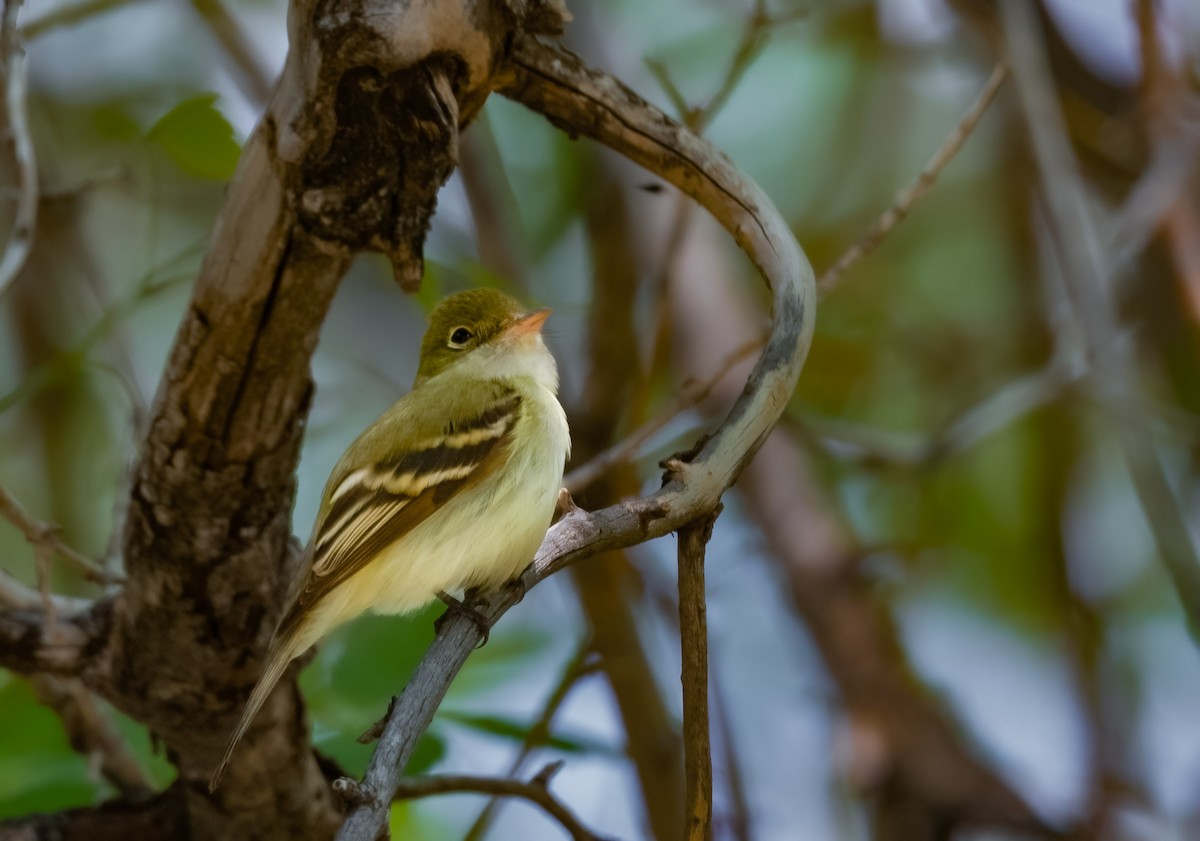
(1, 0, 1199, 839)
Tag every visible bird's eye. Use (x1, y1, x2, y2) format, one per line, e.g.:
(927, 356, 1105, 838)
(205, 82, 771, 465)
(448, 327, 474, 349)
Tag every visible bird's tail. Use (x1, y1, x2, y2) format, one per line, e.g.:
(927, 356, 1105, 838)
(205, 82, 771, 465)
(208, 632, 299, 792)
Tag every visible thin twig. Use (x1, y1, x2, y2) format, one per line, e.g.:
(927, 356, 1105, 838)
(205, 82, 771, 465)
(1001, 0, 1200, 629)
(0, 593, 111, 676)
(0, 0, 38, 296)
(29, 674, 154, 801)
(677, 509, 719, 841)
(818, 62, 1009, 295)
(459, 113, 531, 295)
(563, 338, 763, 494)
(188, 0, 272, 108)
(0, 242, 200, 417)
(357, 764, 613, 841)
(646, 0, 804, 132)
(0, 567, 90, 613)
(462, 642, 598, 841)
(0, 486, 113, 583)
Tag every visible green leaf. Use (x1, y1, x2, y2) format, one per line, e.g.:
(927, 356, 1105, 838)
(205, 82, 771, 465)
(0, 680, 102, 819)
(405, 730, 447, 776)
(147, 94, 240, 181)
(389, 799, 446, 841)
(439, 710, 615, 757)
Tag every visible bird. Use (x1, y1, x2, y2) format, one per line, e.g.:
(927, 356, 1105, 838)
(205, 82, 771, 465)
(209, 287, 571, 790)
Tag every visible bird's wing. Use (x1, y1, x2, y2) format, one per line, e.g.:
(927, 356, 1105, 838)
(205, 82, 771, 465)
(275, 381, 523, 637)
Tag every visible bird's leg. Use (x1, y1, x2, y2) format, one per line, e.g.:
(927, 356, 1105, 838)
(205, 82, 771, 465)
(435, 588, 491, 646)
(503, 575, 527, 605)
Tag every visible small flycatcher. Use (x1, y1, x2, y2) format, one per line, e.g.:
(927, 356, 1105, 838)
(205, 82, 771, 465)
(210, 288, 571, 789)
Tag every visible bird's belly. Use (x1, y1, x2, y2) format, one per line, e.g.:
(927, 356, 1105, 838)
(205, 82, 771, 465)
(325, 442, 563, 625)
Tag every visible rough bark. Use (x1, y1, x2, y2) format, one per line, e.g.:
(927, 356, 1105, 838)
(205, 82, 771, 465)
(0, 785, 187, 841)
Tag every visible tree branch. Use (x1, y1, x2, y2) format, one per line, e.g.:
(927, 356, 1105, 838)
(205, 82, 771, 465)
(0, 485, 113, 584)
(0, 0, 37, 296)
(563, 338, 763, 495)
(678, 511, 719, 841)
(336, 34, 817, 840)
(462, 642, 597, 841)
(188, 0, 272, 109)
(567, 60, 1010, 492)
(28, 675, 154, 802)
(0, 784, 187, 841)
(375, 764, 613, 841)
(0, 597, 112, 679)
(0, 568, 91, 614)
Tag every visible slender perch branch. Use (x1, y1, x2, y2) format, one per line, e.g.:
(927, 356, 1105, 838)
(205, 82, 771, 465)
(678, 510, 719, 841)
(336, 34, 817, 840)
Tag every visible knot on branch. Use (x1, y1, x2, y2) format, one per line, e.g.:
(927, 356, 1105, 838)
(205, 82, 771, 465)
(332, 776, 377, 806)
(529, 759, 564, 787)
(297, 54, 468, 290)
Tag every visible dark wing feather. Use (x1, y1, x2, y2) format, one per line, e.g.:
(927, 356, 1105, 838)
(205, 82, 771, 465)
(275, 390, 521, 637)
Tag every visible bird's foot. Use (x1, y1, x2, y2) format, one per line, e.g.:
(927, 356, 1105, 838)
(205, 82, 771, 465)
(504, 575, 527, 606)
(435, 589, 491, 647)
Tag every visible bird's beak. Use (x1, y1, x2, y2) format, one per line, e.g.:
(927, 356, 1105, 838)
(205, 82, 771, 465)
(505, 307, 552, 338)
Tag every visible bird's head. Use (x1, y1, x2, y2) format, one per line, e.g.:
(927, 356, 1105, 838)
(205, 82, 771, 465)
(415, 288, 555, 388)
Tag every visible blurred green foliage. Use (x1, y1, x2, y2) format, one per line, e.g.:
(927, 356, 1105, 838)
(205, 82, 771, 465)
(147, 94, 241, 181)
(2, 0, 1198, 837)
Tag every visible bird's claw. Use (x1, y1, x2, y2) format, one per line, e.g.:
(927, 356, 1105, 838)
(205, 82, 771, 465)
(435, 589, 491, 647)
